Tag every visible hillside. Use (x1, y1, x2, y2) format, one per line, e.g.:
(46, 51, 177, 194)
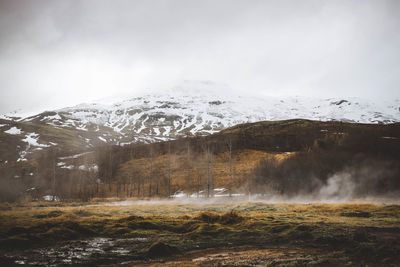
(1, 118, 400, 201)
(1, 83, 399, 164)
(44, 119, 397, 202)
(97, 119, 399, 198)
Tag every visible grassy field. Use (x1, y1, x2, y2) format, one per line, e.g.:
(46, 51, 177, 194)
(0, 200, 399, 266)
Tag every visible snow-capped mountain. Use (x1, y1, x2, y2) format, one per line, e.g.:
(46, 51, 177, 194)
(0, 81, 399, 162)
(28, 89, 400, 141)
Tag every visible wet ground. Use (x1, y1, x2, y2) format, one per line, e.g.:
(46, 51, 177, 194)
(2, 237, 153, 266)
(128, 246, 345, 267)
(1, 201, 399, 266)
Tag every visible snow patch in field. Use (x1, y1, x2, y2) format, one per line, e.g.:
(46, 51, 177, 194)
(41, 114, 61, 121)
(43, 195, 60, 201)
(58, 151, 93, 160)
(61, 165, 74, 170)
(381, 136, 397, 139)
(22, 133, 50, 147)
(78, 164, 98, 172)
(76, 124, 88, 131)
(5, 126, 22, 135)
(17, 150, 28, 162)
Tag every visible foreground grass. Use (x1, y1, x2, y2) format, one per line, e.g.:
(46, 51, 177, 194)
(0, 201, 399, 266)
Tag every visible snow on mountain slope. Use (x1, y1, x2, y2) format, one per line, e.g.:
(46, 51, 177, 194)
(38, 92, 400, 138)
(1, 81, 399, 162)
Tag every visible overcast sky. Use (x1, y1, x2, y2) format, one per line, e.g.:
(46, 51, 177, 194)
(0, 0, 399, 114)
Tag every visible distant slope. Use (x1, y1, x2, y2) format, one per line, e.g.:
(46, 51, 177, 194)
(1, 119, 399, 201)
(0, 81, 399, 163)
(97, 119, 400, 198)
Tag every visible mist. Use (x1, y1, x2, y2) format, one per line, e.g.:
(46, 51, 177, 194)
(249, 154, 400, 204)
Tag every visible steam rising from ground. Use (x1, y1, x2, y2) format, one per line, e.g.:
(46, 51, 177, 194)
(317, 172, 356, 201)
(83, 158, 400, 207)
(310, 159, 400, 203)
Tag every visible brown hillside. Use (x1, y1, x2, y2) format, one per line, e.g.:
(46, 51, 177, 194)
(115, 150, 295, 197)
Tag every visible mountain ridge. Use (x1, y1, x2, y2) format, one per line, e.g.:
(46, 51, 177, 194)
(0, 88, 399, 163)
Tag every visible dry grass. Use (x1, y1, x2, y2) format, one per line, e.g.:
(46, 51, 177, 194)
(116, 149, 294, 195)
(0, 201, 399, 265)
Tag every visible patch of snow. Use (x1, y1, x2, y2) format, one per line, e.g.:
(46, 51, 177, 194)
(170, 190, 186, 198)
(137, 116, 149, 134)
(92, 164, 98, 172)
(41, 114, 62, 121)
(76, 124, 88, 131)
(213, 188, 227, 192)
(61, 165, 74, 170)
(23, 115, 40, 122)
(43, 195, 60, 201)
(381, 136, 397, 139)
(17, 150, 28, 162)
(4, 126, 22, 135)
(58, 151, 93, 160)
(22, 133, 50, 147)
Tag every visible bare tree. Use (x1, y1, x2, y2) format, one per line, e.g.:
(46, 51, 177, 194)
(167, 142, 172, 197)
(129, 145, 135, 197)
(202, 141, 214, 198)
(186, 141, 191, 197)
(108, 147, 113, 193)
(148, 146, 153, 198)
(52, 150, 57, 201)
(226, 137, 234, 197)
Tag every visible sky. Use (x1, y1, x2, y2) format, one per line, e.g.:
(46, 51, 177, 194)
(0, 0, 399, 114)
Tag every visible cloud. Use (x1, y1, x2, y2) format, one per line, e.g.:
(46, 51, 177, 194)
(0, 0, 399, 113)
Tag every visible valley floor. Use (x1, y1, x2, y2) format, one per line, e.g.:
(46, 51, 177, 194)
(130, 246, 353, 266)
(0, 200, 399, 266)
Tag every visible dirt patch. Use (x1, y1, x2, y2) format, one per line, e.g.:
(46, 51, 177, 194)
(192, 210, 243, 224)
(146, 242, 180, 258)
(35, 210, 63, 218)
(126, 246, 341, 266)
(340, 211, 371, 218)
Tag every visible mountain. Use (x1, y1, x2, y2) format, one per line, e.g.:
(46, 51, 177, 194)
(0, 81, 399, 163)
(1, 116, 400, 201)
